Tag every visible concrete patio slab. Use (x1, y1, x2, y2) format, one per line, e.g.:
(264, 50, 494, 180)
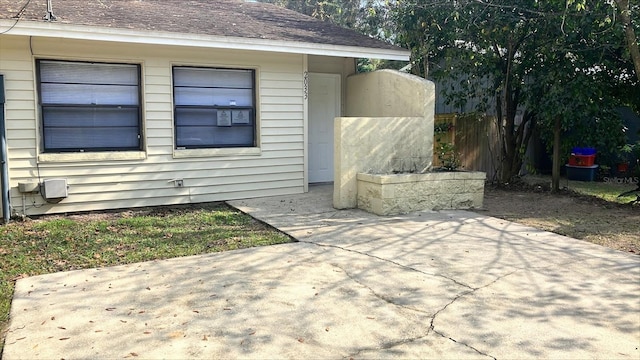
(3, 185, 639, 359)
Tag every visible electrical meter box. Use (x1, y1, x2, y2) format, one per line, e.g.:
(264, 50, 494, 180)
(42, 178, 68, 201)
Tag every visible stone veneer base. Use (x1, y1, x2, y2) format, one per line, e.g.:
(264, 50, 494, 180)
(356, 171, 486, 215)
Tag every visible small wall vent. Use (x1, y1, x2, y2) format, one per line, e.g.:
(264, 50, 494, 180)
(42, 178, 68, 202)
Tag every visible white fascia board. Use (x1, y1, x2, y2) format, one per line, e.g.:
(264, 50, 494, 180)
(0, 21, 410, 61)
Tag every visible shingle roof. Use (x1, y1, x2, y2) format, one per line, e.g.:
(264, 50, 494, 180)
(0, 0, 403, 52)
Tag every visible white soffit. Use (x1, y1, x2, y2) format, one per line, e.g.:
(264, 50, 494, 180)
(1, 21, 410, 61)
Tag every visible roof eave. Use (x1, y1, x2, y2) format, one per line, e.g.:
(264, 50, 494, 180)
(0, 21, 410, 61)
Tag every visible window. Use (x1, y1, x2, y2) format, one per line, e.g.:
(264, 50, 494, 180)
(38, 60, 142, 152)
(173, 66, 256, 148)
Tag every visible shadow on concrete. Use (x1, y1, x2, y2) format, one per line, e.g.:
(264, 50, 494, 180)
(3, 185, 639, 359)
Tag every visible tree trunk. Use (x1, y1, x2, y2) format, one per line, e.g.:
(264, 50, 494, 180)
(616, 0, 640, 82)
(496, 45, 531, 184)
(552, 116, 561, 192)
(495, 94, 510, 183)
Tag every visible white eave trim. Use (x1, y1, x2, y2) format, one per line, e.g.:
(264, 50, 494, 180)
(0, 20, 410, 61)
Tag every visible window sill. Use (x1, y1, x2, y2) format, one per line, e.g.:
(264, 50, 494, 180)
(173, 147, 261, 158)
(38, 151, 147, 163)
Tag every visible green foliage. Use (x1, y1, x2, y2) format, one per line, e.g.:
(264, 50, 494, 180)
(391, 0, 637, 183)
(261, 0, 637, 181)
(357, 58, 407, 73)
(258, 0, 381, 32)
(434, 121, 454, 134)
(526, 1, 632, 169)
(260, 0, 405, 73)
(436, 142, 461, 171)
(274, 0, 360, 27)
(616, 140, 640, 163)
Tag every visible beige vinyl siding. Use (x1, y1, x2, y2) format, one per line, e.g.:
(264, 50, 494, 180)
(0, 36, 38, 219)
(1, 36, 306, 215)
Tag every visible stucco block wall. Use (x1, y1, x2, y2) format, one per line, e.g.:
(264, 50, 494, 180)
(346, 69, 435, 120)
(333, 117, 431, 209)
(0, 35, 307, 215)
(334, 70, 436, 209)
(356, 172, 486, 215)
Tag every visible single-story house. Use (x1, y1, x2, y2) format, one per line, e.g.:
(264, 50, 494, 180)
(0, 0, 409, 218)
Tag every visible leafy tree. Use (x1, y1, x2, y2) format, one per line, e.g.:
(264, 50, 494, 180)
(392, 0, 636, 185)
(259, 0, 397, 71)
(263, 0, 637, 187)
(526, 1, 633, 189)
(258, 0, 364, 29)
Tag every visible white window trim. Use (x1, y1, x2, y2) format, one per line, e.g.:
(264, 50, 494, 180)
(173, 147, 261, 158)
(38, 151, 147, 163)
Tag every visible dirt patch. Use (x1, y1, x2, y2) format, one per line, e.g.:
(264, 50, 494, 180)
(477, 184, 640, 255)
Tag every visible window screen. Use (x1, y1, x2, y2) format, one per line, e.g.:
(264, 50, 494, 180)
(38, 60, 141, 152)
(173, 67, 256, 148)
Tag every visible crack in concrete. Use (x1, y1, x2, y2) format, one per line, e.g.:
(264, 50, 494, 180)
(331, 262, 433, 315)
(299, 240, 476, 290)
(302, 240, 515, 359)
(427, 270, 518, 360)
(431, 328, 498, 360)
(235, 205, 516, 358)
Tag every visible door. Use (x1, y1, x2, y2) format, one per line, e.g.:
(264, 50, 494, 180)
(308, 73, 341, 183)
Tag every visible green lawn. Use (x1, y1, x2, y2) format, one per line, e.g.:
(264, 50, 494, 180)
(566, 178, 639, 203)
(523, 174, 639, 203)
(0, 203, 293, 352)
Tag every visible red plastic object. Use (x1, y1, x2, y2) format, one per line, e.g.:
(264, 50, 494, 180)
(617, 162, 629, 173)
(568, 154, 595, 166)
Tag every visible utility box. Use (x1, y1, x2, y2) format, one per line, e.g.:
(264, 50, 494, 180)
(42, 178, 68, 202)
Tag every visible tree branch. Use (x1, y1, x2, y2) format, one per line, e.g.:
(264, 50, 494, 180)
(615, 0, 640, 82)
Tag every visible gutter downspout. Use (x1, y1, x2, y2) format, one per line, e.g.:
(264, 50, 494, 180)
(0, 74, 10, 223)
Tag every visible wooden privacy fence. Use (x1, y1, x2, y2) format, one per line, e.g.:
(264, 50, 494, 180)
(434, 113, 499, 179)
